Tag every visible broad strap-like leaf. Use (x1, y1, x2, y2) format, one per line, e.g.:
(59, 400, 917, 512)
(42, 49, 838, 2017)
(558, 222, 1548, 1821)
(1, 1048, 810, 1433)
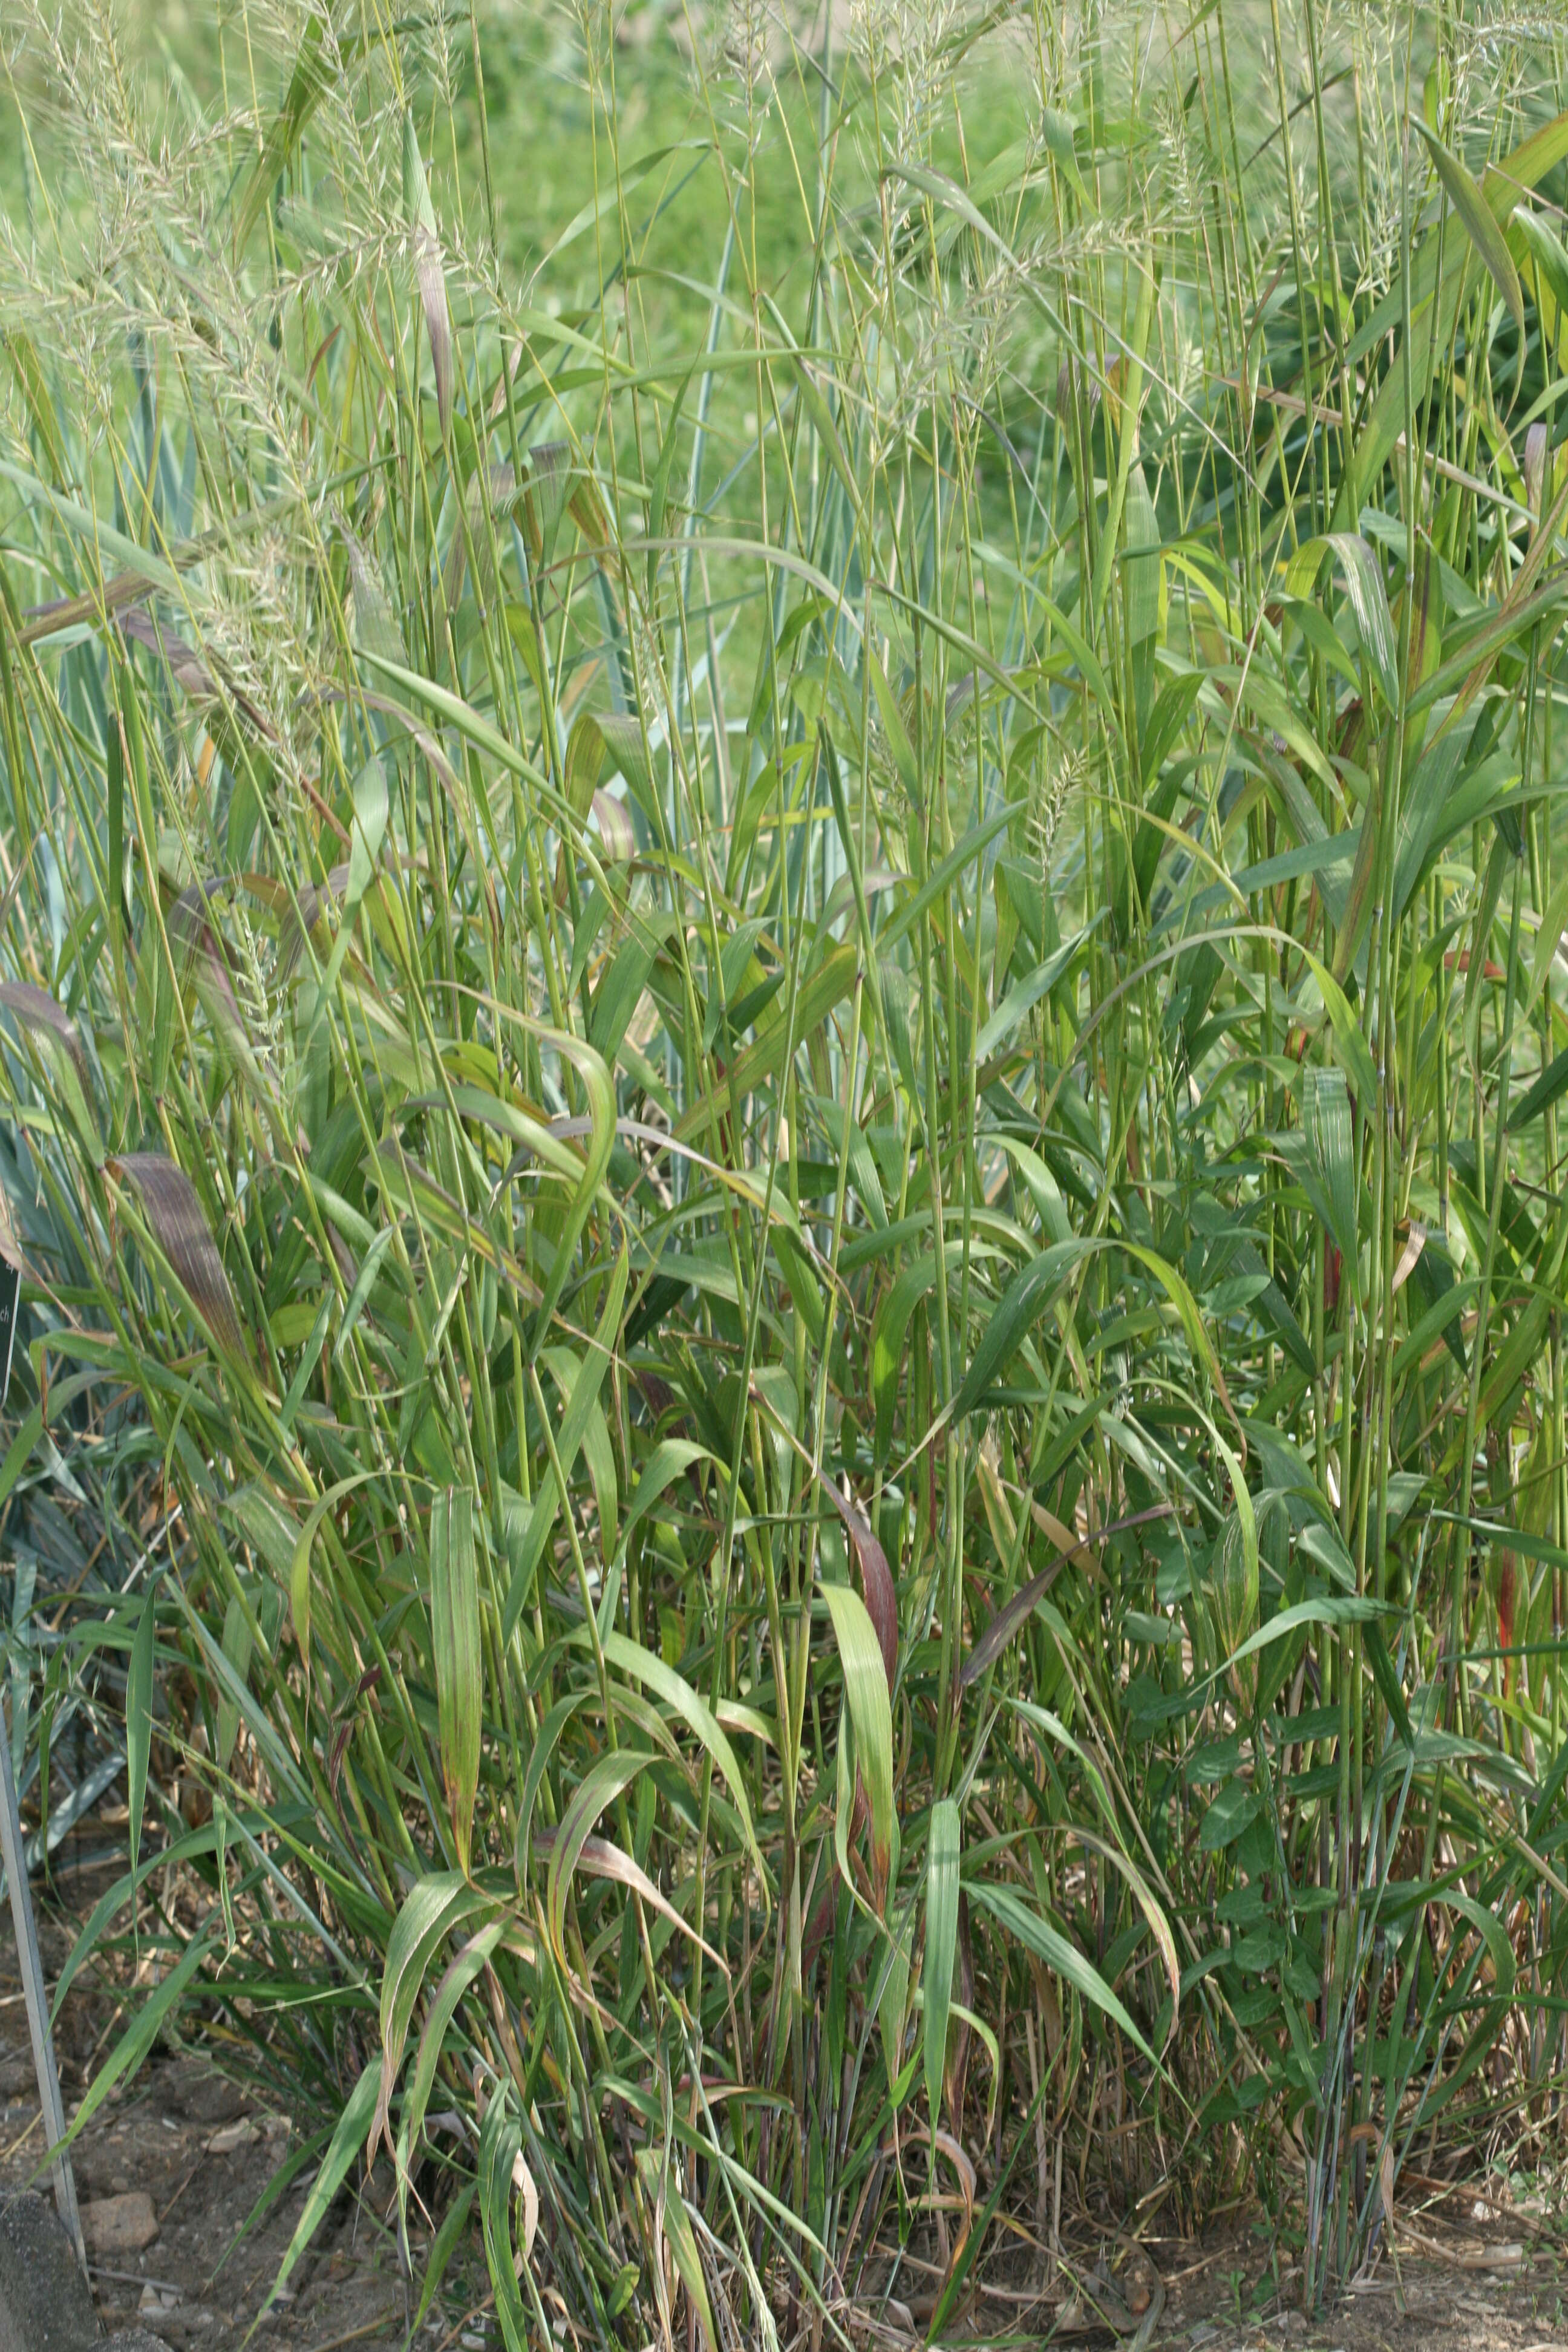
(969, 1884, 1157, 2066)
(591, 1628, 765, 1880)
(502, 1247, 627, 1637)
(635, 2144, 718, 2352)
(543, 1746, 649, 1961)
(479, 2084, 533, 2352)
(376, 1875, 501, 2154)
(397, 1918, 506, 2204)
(265, 2055, 384, 2314)
(53, 1936, 212, 2155)
(673, 943, 860, 1145)
(430, 1487, 483, 1872)
(948, 1240, 1086, 1423)
(823, 1580, 896, 1904)
(1322, 534, 1400, 711)
(1416, 119, 1524, 336)
(621, 1439, 713, 1552)
(1304, 1065, 1361, 1287)
(924, 1799, 961, 2128)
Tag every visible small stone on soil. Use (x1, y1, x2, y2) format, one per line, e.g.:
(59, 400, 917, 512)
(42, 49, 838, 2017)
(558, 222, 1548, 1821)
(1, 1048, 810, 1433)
(203, 2116, 258, 2154)
(79, 2191, 159, 2256)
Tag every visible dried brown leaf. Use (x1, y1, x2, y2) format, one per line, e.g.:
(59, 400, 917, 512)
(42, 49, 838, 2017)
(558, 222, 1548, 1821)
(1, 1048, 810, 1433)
(0, 980, 91, 1090)
(110, 1154, 247, 1362)
(416, 226, 453, 435)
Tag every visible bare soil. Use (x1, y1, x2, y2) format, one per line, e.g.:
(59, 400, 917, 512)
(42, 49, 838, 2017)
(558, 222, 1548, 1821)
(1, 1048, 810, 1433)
(0, 2032, 486, 2348)
(1135, 2221, 1568, 2352)
(890, 2209, 1568, 2350)
(0, 1864, 488, 2351)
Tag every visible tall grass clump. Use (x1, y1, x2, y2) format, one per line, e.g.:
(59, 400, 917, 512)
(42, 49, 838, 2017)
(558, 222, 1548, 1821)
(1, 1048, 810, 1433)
(7, 0, 1568, 2334)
